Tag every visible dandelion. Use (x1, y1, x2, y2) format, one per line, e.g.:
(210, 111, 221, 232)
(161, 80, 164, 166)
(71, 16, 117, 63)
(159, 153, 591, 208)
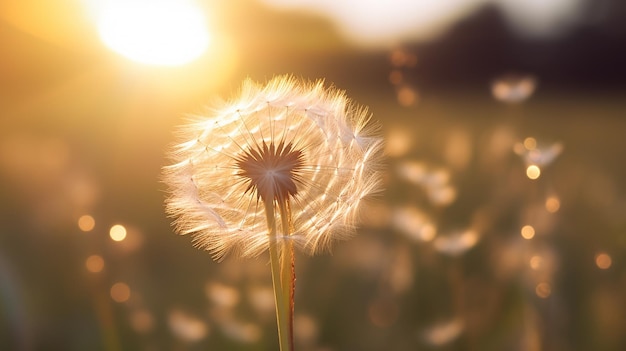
(163, 75, 383, 350)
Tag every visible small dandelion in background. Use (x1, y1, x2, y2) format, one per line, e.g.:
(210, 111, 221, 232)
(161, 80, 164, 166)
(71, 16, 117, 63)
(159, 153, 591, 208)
(163, 75, 384, 350)
(491, 73, 537, 104)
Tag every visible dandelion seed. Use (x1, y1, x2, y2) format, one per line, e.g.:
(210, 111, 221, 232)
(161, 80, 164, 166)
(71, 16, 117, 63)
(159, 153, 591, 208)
(433, 229, 479, 256)
(163, 75, 383, 351)
(514, 140, 563, 167)
(392, 206, 436, 242)
(421, 318, 464, 346)
(168, 309, 209, 342)
(491, 73, 537, 103)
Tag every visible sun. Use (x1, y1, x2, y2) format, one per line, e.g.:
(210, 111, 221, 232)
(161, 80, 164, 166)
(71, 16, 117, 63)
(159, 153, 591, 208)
(94, 0, 210, 66)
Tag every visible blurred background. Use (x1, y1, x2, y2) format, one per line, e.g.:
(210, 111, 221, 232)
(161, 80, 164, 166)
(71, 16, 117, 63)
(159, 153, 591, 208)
(1, 0, 625, 350)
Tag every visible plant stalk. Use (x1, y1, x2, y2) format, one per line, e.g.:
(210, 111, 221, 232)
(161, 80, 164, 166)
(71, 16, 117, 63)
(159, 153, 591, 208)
(264, 198, 295, 351)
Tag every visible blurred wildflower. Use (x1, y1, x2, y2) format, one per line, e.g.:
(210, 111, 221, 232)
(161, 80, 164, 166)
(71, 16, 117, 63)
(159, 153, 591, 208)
(421, 317, 464, 346)
(385, 126, 413, 157)
(218, 318, 262, 344)
(433, 229, 479, 256)
(396, 161, 457, 206)
(168, 309, 209, 342)
(396, 160, 427, 184)
(392, 205, 436, 242)
(163, 75, 384, 258)
(514, 139, 563, 168)
(205, 282, 240, 309)
(491, 73, 537, 103)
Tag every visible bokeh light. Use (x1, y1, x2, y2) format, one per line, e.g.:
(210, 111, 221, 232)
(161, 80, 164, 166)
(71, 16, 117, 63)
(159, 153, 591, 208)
(529, 255, 543, 270)
(433, 229, 479, 256)
(595, 252, 612, 270)
(521, 225, 536, 239)
(77, 214, 95, 232)
(526, 165, 541, 180)
(168, 309, 208, 342)
(392, 206, 437, 242)
(129, 309, 155, 334)
(385, 127, 413, 157)
(396, 85, 419, 106)
(85, 255, 104, 273)
(422, 318, 464, 346)
(110, 282, 131, 303)
(92, 0, 210, 65)
(491, 74, 537, 103)
(524, 137, 537, 151)
(109, 224, 127, 242)
(545, 196, 561, 213)
(205, 282, 240, 308)
(535, 282, 552, 298)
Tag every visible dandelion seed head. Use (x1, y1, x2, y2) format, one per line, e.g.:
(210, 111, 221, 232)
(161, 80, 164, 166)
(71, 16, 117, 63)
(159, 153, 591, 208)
(163, 75, 383, 260)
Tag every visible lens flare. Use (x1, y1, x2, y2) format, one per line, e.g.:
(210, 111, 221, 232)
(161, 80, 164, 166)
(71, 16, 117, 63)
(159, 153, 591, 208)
(94, 0, 210, 66)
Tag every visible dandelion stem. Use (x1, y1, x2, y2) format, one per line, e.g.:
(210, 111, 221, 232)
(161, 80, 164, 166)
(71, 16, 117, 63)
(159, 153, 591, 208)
(278, 199, 295, 351)
(264, 198, 295, 351)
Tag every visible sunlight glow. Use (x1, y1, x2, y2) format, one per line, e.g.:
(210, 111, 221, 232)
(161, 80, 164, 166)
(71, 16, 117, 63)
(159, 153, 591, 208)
(535, 282, 551, 298)
(595, 252, 612, 270)
(545, 196, 561, 213)
(94, 0, 210, 66)
(78, 214, 95, 232)
(521, 225, 535, 239)
(110, 282, 131, 303)
(109, 224, 127, 241)
(85, 255, 104, 273)
(526, 165, 541, 180)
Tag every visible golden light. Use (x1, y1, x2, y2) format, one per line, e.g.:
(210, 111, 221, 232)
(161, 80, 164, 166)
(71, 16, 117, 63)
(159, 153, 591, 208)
(523, 137, 537, 150)
(385, 130, 412, 158)
(396, 85, 419, 107)
(78, 214, 95, 232)
(205, 282, 240, 308)
(85, 255, 104, 273)
(109, 224, 127, 241)
(595, 252, 612, 270)
(491, 74, 537, 103)
(529, 255, 543, 270)
(535, 282, 551, 298)
(110, 282, 131, 303)
(545, 196, 561, 213)
(130, 309, 155, 334)
(168, 309, 209, 342)
(389, 70, 403, 85)
(526, 165, 541, 180)
(94, 0, 210, 66)
(521, 225, 535, 240)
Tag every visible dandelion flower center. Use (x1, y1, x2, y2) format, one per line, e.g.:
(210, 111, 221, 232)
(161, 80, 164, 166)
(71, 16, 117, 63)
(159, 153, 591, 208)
(235, 141, 304, 202)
